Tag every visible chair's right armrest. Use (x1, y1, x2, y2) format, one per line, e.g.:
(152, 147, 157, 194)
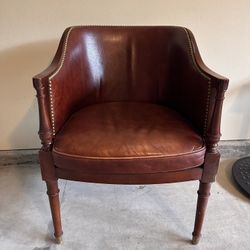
(33, 60, 64, 150)
(33, 27, 87, 150)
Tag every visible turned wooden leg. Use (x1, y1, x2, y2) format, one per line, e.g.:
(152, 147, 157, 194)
(192, 181, 211, 245)
(46, 180, 63, 244)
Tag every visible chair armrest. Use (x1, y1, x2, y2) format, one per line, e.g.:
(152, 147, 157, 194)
(33, 27, 89, 149)
(186, 28, 229, 83)
(169, 28, 229, 150)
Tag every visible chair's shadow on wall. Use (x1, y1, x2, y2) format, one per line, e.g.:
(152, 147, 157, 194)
(0, 40, 58, 149)
(228, 82, 250, 138)
(217, 81, 250, 202)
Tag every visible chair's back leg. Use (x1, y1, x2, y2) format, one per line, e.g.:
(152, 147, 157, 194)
(192, 181, 211, 245)
(46, 180, 63, 244)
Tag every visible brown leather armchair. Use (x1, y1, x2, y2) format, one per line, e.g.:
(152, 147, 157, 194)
(33, 26, 228, 245)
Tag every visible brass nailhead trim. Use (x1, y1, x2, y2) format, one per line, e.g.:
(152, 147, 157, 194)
(183, 28, 212, 136)
(48, 27, 73, 135)
(48, 81, 55, 135)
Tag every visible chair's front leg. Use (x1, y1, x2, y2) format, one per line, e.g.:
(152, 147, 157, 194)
(46, 180, 63, 244)
(192, 181, 211, 244)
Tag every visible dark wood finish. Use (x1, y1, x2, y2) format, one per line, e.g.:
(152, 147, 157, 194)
(33, 81, 53, 150)
(39, 150, 56, 181)
(56, 167, 203, 185)
(46, 180, 63, 243)
(192, 182, 211, 244)
(33, 26, 228, 244)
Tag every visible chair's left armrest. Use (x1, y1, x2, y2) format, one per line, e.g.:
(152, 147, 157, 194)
(170, 28, 229, 151)
(187, 28, 229, 149)
(186, 28, 229, 84)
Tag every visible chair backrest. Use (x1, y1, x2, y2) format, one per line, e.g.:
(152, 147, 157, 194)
(53, 26, 193, 105)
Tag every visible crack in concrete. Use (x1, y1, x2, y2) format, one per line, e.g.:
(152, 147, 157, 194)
(33, 247, 50, 250)
(60, 180, 68, 205)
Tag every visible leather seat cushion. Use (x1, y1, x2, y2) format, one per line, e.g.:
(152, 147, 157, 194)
(52, 102, 205, 174)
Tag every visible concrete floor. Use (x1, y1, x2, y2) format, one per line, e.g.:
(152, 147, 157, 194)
(0, 153, 249, 250)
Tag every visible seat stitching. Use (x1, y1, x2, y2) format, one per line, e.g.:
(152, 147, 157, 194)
(52, 146, 206, 161)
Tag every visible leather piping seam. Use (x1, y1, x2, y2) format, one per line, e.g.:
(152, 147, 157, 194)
(183, 28, 211, 137)
(52, 146, 206, 160)
(48, 27, 74, 135)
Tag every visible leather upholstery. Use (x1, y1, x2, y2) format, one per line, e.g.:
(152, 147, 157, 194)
(33, 27, 229, 243)
(53, 102, 205, 174)
(33, 26, 228, 143)
(33, 25, 229, 181)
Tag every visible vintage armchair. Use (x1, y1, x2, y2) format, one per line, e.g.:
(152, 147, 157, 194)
(33, 26, 228, 245)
